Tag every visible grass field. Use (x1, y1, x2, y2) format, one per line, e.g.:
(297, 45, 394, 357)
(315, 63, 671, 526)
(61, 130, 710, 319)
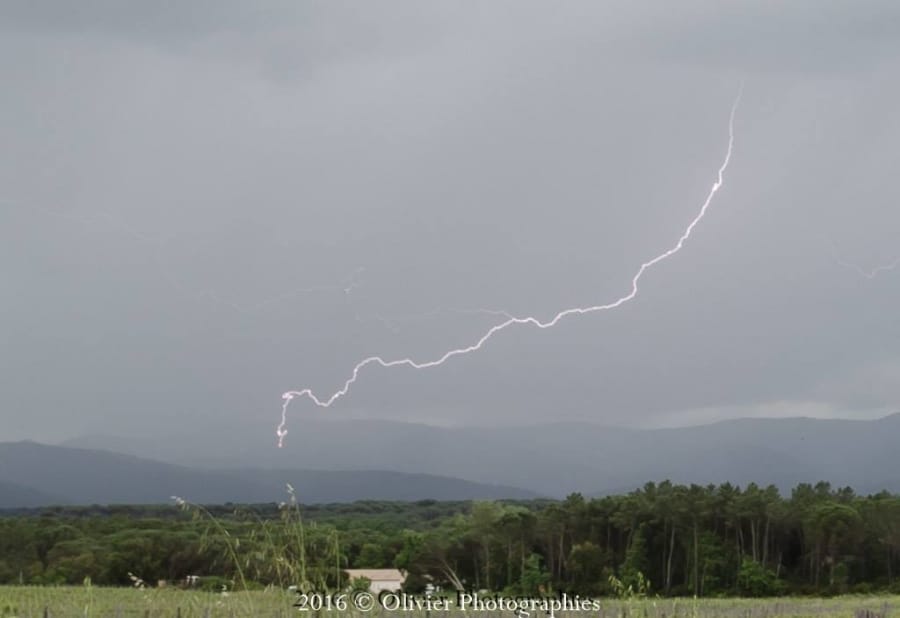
(0, 587, 897, 618)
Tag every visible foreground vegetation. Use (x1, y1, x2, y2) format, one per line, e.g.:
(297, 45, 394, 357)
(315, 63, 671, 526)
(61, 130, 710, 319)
(1, 482, 899, 599)
(0, 587, 897, 618)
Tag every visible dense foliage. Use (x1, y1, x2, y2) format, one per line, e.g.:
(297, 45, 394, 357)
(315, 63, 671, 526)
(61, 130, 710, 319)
(1, 482, 899, 597)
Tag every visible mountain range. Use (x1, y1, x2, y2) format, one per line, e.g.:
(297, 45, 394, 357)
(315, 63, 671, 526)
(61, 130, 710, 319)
(0, 441, 538, 508)
(1, 414, 897, 508)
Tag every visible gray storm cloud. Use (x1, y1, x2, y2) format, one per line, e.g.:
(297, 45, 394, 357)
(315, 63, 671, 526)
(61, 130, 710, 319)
(2, 1, 899, 442)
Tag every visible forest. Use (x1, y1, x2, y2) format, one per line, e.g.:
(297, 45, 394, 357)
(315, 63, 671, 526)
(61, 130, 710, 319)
(1, 481, 899, 598)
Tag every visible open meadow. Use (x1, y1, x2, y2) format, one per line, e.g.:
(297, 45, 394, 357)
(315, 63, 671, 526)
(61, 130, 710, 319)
(0, 587, 897, 618)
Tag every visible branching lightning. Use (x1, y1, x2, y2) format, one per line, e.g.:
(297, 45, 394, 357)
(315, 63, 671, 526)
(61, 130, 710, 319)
(276, 87, 743, 447)
(827, 238, 900, 280)
(197, 267, 365, 315)
(18, 203, 365, 315)
(356, 307, 516, 335)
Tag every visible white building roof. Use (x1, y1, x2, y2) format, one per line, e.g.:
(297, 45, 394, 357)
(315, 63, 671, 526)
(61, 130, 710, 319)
(344, 569, 405, 582)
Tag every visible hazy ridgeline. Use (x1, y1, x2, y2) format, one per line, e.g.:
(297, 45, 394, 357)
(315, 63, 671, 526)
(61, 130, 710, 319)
(49, 414, 900, 500)
(1, 482, 899, 600)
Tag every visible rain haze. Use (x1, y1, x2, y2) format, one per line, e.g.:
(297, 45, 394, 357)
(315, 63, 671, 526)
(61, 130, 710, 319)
(3, 0, 900, 447)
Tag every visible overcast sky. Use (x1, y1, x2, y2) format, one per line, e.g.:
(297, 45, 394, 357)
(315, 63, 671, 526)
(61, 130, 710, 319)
(2, 1, 900, 443)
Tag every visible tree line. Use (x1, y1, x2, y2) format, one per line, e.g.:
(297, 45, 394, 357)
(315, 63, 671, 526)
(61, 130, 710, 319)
(1, 481, 899, 597)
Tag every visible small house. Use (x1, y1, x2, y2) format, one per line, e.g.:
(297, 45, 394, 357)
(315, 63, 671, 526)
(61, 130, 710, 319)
(343, 569, 406, 593)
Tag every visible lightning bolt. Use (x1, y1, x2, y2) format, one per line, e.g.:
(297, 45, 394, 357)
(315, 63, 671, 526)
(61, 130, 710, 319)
(12, 202, 365, 315)
(197, 267, 365, 315)
(277, 87, 743, 447)
(827, 238, 900, 280)
(356, 307, 516, 335)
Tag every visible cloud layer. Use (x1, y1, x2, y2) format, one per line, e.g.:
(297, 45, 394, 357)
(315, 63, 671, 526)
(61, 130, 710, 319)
(2, 1, 899, 441)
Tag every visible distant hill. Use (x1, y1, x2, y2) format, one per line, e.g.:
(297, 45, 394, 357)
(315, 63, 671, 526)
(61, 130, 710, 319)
(0, 442, 538, 508)
(61, 413, 900, 498)
(0, 480, 68, 508)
